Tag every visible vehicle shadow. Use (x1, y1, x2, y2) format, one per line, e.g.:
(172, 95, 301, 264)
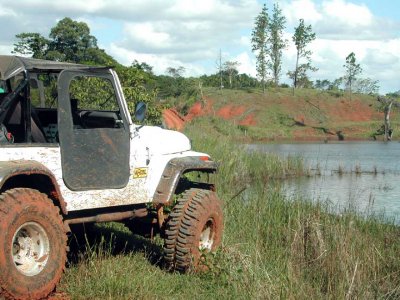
(66, 223, 164, 268)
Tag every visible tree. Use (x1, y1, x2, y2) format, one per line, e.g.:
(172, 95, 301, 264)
(132, 60, 154, 74)
(13, 18, 163, 125)
(268, 3, 287, 86)
(251, 4, 269, 93)
(166, 66, 185, 79)
(329, 77, 344, 91)
(216, 49, 224, 89)
(223, 61, 240, 88)
(343, 52, 362, 99)
(377, 96, 400, 141)
(287, 62, 315, 89)
(354, 78, 379, 95)
(12, 33, 49, 59)
(290, 19, 317, 91)
(13, 17, 117, 65)
(315, 79, 331, 90)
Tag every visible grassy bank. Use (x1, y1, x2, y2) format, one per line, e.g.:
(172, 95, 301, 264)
(60, 125, 399, 299)
(173, 87, 400, 142)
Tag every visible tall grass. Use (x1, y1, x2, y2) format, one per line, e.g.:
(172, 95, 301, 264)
(60, 124, 400, 299)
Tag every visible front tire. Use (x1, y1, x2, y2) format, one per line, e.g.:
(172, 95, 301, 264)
(0, 188, 67, 300)
(164, 188, 223, 272)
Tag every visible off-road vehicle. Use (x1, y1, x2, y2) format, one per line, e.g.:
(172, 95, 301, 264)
(0, 56, 223, 300)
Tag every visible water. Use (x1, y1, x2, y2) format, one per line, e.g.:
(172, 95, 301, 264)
(249, 142, 400, 224)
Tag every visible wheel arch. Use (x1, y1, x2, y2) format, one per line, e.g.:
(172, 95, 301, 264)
(0, 160, 68, 215)
(153, 156, 218, 205)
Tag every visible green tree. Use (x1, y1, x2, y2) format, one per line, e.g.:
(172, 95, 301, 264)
(329, 77, 344, 91)
(268, 3, 287, 86)
(132, 60, 154, 74)
(287, 62, 316, 89)
(251, 4, 269, 93)
(13, 18, 162, 124)
(13, 17, 117, 65)
(344, 52, 362, 99)
(290, 19, 317, 91)
(12, 33, 49, 58)
(315, 79, 331, 90)
(354, 78, 379, 95)
(223, 61, 240, 88)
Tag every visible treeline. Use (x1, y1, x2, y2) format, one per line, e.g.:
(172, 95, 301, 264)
(11, 16, 388, 110)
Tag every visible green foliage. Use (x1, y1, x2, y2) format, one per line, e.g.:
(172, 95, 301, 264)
(70, 77, 118, 111)
(200, 73, 260, 90)
(116, 65, 161, 124)
(268, 3, 287, 86)
(13, 18, 163, 125)
(13, 17, 117, 66)
(251, 4, 269, 92)
(12, 33, 49, 58)
(223, 61, 240, 89)
(287, 62, 316, 89)
(290, 19, 317, 89)
(315, 79, 331, 90)
(354, 78, 379, 95)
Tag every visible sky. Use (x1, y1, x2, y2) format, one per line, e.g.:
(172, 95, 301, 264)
(0, 0, 399, 93)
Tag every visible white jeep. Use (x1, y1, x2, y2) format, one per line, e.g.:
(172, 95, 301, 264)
(0, 56, 223, 300)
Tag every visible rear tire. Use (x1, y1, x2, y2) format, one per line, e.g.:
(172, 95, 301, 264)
(164, 188, 223, 272)
(0, 188, 67, 300)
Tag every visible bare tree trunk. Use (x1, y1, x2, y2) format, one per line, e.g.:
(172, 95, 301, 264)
(293, 52, 299, 96)
(262, 78, 265, 93)
(219, 49, 223, 90)
(198, 81, 203, 100)
(384, 101, 393, 141)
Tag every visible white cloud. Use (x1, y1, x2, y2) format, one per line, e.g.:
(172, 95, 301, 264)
(234, 52, 256, 77)
(0, 0, 400, 92)
(322, 0, 373, 27)
(109, 43, 207, 76)
(283, 0, 323, 25)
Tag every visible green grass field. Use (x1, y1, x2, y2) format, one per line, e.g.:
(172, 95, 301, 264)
(59, 124, 400, 299)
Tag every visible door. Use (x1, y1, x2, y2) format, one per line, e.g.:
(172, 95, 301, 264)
(57, 69, 130, 191)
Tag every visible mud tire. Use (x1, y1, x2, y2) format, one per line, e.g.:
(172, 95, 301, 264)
(164, 188, 223, 272)
(0, 188, 67, 300)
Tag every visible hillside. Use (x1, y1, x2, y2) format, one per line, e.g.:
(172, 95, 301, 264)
(164, 87, 396, 142)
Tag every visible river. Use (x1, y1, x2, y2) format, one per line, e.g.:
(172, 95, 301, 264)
(249, 141, 400, 224)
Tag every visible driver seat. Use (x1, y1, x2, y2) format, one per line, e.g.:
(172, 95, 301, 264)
(4, 97, 47, 143)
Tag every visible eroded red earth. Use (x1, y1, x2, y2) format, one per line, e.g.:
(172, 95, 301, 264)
(163, 95, 382, 141)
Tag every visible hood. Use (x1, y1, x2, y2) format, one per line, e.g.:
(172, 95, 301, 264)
(135, 126, 191, 155)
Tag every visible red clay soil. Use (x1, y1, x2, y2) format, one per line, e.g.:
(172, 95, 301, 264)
(163, 99, 258, 131)
(185, 97, 214, 121)
(162, 94, 381, 140)
(163, 97, 215, 131)
(239, 114, 257, 126)
(163, 108, 185, 131)
(327, 99, 382, 122)
(216, 105, 246, 119)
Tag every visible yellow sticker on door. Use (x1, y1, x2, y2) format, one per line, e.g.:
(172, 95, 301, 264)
(133, 167, 148, 178)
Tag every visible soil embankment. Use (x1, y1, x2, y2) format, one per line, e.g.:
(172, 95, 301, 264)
(163, 88, 389, 141)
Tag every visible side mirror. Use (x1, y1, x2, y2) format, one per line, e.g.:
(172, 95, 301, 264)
(134, 101, 147, 122)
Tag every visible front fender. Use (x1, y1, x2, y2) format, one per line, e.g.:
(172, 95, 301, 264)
(153, 156, 217, 205)
(0, 160, 67, 214)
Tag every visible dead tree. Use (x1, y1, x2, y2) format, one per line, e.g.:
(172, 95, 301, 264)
(377, 96, 400, 141)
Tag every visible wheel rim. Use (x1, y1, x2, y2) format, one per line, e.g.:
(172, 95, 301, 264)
(199, 219, 215, 251)
(12, 222, 50, 276)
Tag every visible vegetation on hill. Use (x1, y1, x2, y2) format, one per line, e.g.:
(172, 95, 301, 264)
(165, 87, 400, 142)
